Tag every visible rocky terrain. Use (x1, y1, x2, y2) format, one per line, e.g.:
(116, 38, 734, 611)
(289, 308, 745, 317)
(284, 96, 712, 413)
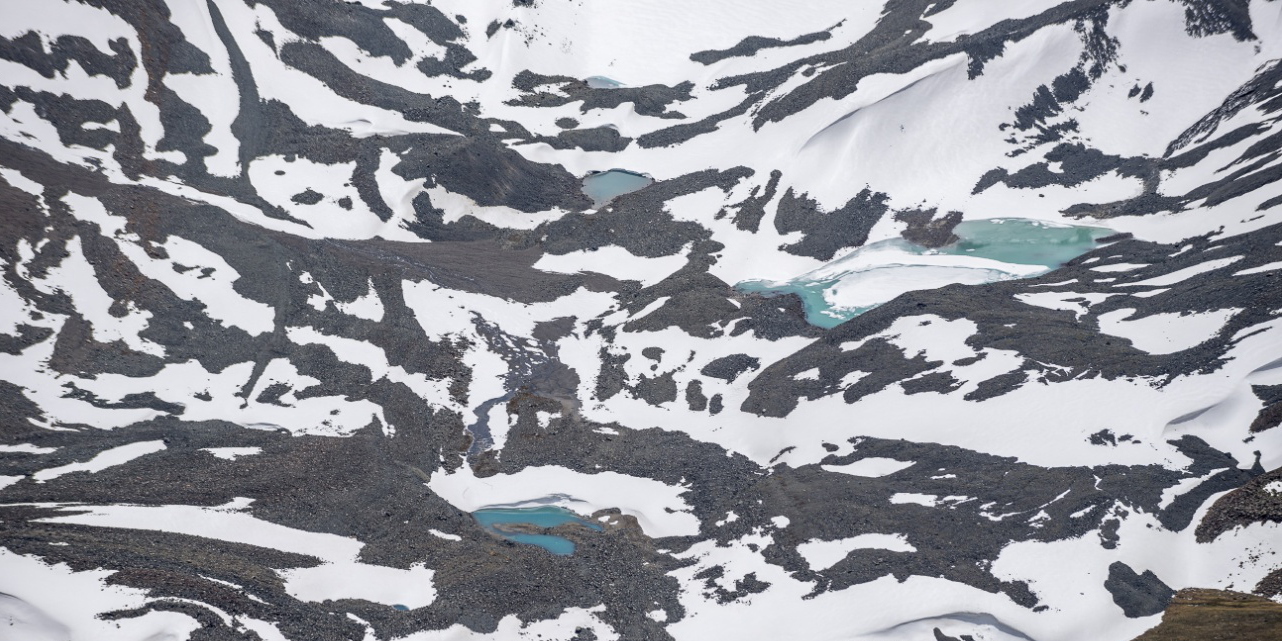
(1, 1, 1281, 640)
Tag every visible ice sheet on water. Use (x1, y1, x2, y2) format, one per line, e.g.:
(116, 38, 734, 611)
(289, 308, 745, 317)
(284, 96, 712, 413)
(739, 219, 1113, 327)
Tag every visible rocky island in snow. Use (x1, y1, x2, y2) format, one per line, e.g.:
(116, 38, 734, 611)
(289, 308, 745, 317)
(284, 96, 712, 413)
(1, 1, 1282, 640)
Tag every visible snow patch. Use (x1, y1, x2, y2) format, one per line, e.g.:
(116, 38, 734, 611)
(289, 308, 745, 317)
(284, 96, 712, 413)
(1096, 308, 1239, 355)
(534, 245, 688, 288)
(32, 441, 166, 482)
(798, 533, 917, 571)
(202, 447, 263, 461)
(822, 457, 915, 478)
(889, 493, 938, 507)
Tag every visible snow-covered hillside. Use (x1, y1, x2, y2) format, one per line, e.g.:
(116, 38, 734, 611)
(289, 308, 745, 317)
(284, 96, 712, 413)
(2, 1, 1282, 639)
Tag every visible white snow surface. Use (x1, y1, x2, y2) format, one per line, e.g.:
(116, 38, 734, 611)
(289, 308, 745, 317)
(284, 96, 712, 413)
(534, 245, 689, 287)
(35, 500, 438, 609)
(280, 563, 436, 610)
(0, 549, 202, 641)
(0, 444, 57, 454)
(397, 606, 619, 641)
(31, 441, 166, 482)
(1096, 308, 1240, 355)
(202, 447, 263, 461)
(822, 457, 916, 478)
(798, 533, 917, 571)
(890, 493, 939, 507)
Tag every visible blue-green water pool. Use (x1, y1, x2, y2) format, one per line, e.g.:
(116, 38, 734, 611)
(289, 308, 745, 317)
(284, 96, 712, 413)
(739, 218, 1115, 328)
(585, 75, 624, 89)
(582, 169, 653, 208)
(473, 505, 603, 555)
(947, 218, 1113, 266)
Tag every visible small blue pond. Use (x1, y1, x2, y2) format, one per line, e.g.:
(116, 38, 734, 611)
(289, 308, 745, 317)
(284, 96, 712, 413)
(473, 506, 603, 555)
(739, 218, 1116, 328)
(582, 169, 653, 208)
(585, 75, 625, 89)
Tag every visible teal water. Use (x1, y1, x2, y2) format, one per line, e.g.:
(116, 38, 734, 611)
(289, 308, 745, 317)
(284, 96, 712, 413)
(582, 169, 653, 208)
(948, 219, 1112, 266)
(738, 278, 878, 329)
(739, 219, 1114, 328)
(473, 506, 603, 555)
(585, 75, 624, 89)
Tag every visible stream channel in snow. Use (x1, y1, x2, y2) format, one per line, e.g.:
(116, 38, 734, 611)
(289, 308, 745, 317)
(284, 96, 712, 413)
(740, 218, 1115, 327)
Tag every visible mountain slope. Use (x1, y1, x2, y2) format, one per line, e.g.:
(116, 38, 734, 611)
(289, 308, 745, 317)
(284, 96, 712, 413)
(1, 1, 1281, 640)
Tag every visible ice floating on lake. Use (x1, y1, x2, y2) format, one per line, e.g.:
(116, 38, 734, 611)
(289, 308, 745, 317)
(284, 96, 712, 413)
(473, 506, 603, 555)
(585, 75, 625, 89)
(739, 218, 1114, 328)
(582, 169, 653, 208)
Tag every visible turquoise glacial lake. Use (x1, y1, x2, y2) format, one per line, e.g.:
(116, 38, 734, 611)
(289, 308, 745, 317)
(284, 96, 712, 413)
(582, 169, 653, 208)
(585, 75, 625, 89)
(473, 505, 603, 555)
(739, 218, 1115, 328)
